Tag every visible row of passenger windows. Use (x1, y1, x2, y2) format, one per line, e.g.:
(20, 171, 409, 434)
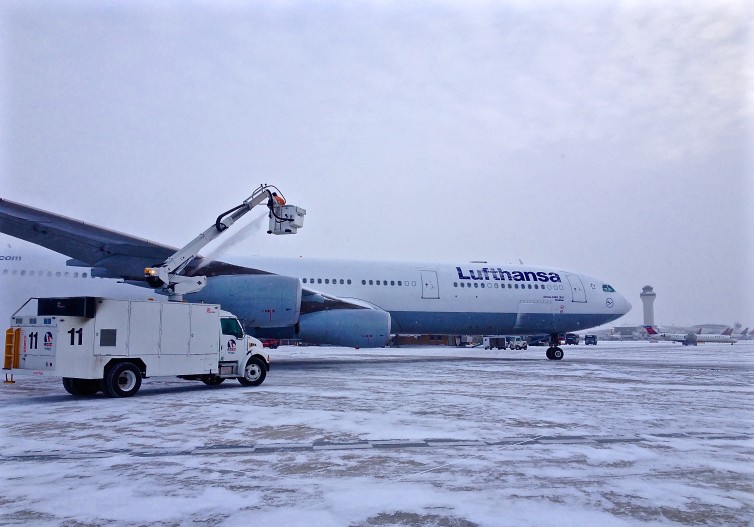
(302, 278, 352, 285)
(1, 269, 91, 278)
(301, 278, 418, 287)
(454, 282, 565, 290)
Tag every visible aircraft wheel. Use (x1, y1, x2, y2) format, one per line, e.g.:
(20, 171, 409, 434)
(552, 347, 564, 360)
(104, 362, 142, 398)
(238, 356, 267, 387)
(545, 348, 553, 360)
(201, 376, 225, 386)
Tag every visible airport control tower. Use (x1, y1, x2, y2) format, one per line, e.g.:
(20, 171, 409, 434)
(640, 285, 656, 326)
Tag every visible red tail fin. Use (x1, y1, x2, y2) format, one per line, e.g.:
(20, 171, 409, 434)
(643, 325, 658, 335)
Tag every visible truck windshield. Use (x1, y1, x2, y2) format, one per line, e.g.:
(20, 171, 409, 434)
(221, 318, 244, 338)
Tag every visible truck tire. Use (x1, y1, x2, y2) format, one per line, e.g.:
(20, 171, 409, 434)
(201, 376, 225, 386)
(62, 378, 100, 396)
(104, 362, 142, 398)
(238, 356, 266, 387)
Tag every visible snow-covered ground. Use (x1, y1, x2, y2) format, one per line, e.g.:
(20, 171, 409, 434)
(1, 341, 752, 526)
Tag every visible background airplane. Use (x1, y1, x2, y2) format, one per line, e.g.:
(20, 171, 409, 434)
(0, 198, 631, 359)
(644, 325, 736, 345)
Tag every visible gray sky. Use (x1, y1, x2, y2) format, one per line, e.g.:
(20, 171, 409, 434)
(2, 0, 752, 328)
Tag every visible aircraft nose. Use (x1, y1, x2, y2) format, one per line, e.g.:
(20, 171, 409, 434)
(618, 293, 632, 315)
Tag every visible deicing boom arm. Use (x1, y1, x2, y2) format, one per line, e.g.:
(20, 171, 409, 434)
(144, 184, 304, 299)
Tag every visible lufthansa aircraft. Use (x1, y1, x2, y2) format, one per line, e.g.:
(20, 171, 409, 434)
(0, 198, 631, 359)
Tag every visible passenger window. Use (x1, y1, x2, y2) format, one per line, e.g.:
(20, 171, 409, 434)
(369, 280, 373, 285)
(302, 278, 307, 283)
(325, 279, 330, 284)
(318, 279, 322, 284)
(398, 281, 402, 286)
(362, 280, 366, 285)
(340, 279, 345, 284)
(376, 280, 381, 285)
(391, 281, 395, 286)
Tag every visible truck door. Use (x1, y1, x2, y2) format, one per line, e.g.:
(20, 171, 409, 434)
(420, 270, 440, 299)
(160, 303, 190, 355)
(93, 300, 129, 356)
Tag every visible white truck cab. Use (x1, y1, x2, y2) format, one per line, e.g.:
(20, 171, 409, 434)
(4, 297, 270, 397)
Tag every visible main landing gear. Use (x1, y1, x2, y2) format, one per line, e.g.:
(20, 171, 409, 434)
(546, 334, 564, 361)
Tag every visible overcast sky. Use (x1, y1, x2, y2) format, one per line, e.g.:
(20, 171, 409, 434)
(1, 0, 752, 327)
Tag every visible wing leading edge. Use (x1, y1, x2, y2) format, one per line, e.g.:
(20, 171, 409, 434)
(0, 198, 177, 279)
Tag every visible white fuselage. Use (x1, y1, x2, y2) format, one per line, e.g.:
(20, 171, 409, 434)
(1, 237, 631, 337)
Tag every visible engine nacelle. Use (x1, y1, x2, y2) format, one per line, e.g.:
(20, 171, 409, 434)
(298, 308, 391, 348)
(190, 275, 301, 329)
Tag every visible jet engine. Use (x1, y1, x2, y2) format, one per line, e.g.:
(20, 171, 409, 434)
(190, 274, 302, 329)
(298, 308, 391, 348)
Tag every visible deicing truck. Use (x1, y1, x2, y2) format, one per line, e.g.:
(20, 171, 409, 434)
(4, 297, 269, 397)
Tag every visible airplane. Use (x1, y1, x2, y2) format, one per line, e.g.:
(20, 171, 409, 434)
(643, 325, 736, 345)
(0, 197, 632, 360)
(732, 328, 750, 340)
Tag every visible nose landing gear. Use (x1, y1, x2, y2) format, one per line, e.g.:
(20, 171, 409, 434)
(546, 334, 564, 361)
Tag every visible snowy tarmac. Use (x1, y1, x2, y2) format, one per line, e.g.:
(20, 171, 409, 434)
(1, 341, 753, 526)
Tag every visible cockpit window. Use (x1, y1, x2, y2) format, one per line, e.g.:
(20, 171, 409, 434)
(602, 284, 615, 293)
(221, 318, 244, 338)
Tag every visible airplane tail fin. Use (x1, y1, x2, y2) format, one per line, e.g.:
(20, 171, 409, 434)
(643, 325, 658, 335)
(743, 328, 750, 336)
(722, 327, 732, 336)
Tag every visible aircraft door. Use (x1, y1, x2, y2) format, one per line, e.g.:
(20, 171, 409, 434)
(420, 270, 440, 299)
(566, 274, 587, 303)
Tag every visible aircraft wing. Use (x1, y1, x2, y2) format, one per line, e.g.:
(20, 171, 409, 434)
(0, 198, 178, 280)
(0, 197, 377, 310)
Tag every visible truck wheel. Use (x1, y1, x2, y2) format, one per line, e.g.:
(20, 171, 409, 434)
(62, 378, 100, 396)
(104, 362, 142, 398)
(201, 376, 225, 386)
(238, 356, 266, 387)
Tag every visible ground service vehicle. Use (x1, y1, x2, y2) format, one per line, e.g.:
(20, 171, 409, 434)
(565, 333, 580, 345)
(507, 336, 528, 350)
(4, 297, 269, 397)
(483, 336, 528, 350)
(584, 334, 597, 345)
